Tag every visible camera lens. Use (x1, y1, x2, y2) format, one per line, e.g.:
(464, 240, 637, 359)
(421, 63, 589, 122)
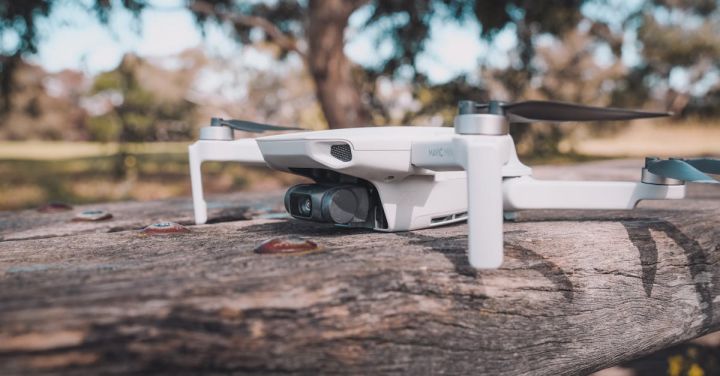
(284, 183, 372, 226)
(297, 196, 312, 217)
(326, 189, 357, 224)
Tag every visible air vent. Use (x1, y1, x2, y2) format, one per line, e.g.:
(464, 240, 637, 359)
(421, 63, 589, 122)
(330, 144, 352, 162)
(431, 211, 468, 224)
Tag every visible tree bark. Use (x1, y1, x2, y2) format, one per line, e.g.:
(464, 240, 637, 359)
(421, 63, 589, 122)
(1, 160, 720, 375)
(306, 0, 372, 129)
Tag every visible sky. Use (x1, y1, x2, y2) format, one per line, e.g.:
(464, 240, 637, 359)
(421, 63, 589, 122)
(23, 0, 515, 83)
(29, 0, 232, 74)
(10, 0, 708, 93)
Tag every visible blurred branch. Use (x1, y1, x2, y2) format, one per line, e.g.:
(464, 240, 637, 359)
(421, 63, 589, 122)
(189, 1, 306, 59)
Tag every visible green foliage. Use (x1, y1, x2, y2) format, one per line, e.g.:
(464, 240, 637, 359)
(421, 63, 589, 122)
(122, 112, 155, 140)
(363, 1, 584, 79)
(401, 75, 489, 124)
(638, 14, 720, 69)
(86, 54, 196, 143)
(191, 0, 304, 53)
(614, 0, 720, 117)
(123, 86, 155, 110)
(87, 114, 121, 142)
(92, 71, 124, 93)
(0, 0, 147, 112)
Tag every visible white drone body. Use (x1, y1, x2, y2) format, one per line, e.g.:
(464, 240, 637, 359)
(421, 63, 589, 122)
(187, 100, 708, 269)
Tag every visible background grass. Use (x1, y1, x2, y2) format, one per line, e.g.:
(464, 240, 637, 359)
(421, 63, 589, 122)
(0, 142, 304, 210)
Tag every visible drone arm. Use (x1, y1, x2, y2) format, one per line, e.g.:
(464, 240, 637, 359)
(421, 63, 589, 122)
(412, 136, 509, 269)
(454, 137, 506, 269)
(503, 177, 686, 210)
(189, 139, 267, 224)
(188, 143, 208, 224)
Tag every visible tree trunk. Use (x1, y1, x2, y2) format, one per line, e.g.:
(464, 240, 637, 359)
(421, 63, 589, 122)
(306, 0, 372, 129)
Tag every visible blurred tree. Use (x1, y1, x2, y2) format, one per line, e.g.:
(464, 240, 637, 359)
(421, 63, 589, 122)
(506, 26, 628, 156)
(0, 0, 583, 128)
(88, 54, 196, 142)
(188, 0, 591, 129)
(88, 53, 198, 143)
(189, 0, 373, 129)
(0, 0, 147, 113)
(3, 0, 719, 145)
(87, 53, 197, 177)
(613, 0, 720, 116)
(0, 60, 88, 140)
(382, 1, 609, 155)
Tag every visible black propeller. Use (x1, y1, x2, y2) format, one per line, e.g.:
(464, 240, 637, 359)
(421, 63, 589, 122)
(462, 100, 672, 123)
(211, 117, 303, 133)
(645, 158, 720, 183)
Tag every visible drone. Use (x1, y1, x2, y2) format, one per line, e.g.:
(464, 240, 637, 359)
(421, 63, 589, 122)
(189, 100, 719, 269)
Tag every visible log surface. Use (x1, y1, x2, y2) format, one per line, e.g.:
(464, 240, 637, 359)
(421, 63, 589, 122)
(1, 159, 720, 375)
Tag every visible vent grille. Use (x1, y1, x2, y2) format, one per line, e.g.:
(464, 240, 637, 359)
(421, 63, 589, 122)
(430, 211, 468, 224)
(330, 144, 352, 162)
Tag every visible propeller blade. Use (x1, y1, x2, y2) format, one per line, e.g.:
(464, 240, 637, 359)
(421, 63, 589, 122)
(502, 100, 671, 123)
(218, 118, 302, 133)
(646, 159, 718, 183)
(683, 158, 720, 176)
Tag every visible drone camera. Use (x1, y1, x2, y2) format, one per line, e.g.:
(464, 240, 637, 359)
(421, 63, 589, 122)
(285, 184, 371, 225)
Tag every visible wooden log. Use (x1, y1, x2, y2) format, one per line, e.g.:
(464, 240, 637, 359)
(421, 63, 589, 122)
(1, 159, 719, 375)
(0, 190, 285, 241)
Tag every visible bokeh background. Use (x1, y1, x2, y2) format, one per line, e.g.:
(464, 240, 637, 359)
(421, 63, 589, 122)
(1, 1, 719, 374)
(2, 0, 719, 211)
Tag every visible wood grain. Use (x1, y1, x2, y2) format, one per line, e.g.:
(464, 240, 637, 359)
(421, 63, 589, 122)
(1, 159, 719, 375)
